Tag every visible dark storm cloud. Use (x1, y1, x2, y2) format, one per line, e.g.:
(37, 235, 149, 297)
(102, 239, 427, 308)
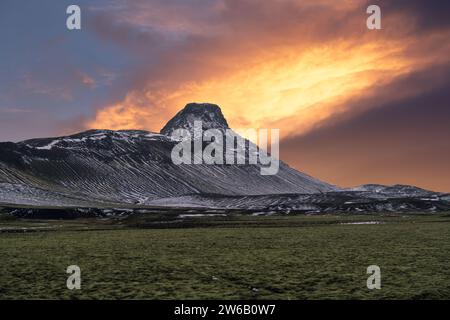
(380, 0, 450, 31)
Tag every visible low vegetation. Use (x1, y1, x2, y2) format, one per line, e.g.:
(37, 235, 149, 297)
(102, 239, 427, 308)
(0, 213, 449, 299)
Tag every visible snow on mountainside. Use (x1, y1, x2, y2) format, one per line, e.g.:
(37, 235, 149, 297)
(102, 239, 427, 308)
(145, 190, 450, 214)
(347, 184, 438, 197)
(0, 103, 336, 207)
(1, 102, 447, 215)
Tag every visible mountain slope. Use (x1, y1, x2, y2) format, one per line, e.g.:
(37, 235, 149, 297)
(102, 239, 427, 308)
(0, 104, 336, 207)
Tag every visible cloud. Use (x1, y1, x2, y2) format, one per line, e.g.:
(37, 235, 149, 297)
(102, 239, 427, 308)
(0, 107, 33, 114)
(8, 0, 444, 191)
(379, 0, 450, 31)
(77, 72, 96, 89)
(21, 72, 75, 101)
(280, 62, 450, 192)
(85, 0, 450, 138)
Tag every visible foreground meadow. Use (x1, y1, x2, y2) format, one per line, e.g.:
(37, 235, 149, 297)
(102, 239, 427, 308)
(0, 214, 449, 299)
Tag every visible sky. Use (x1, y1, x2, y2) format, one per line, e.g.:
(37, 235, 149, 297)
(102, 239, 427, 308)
(0, 0, 449, 191)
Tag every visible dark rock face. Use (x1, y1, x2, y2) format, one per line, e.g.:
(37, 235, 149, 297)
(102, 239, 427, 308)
(161, 103, 229, 136)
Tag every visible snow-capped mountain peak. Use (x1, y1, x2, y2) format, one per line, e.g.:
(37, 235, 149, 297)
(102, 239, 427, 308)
(0, 103, 337, 207)
(0, 102, 448, 214)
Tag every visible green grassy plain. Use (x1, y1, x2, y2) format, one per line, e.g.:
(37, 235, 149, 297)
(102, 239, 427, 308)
(0, 213, 450, 299)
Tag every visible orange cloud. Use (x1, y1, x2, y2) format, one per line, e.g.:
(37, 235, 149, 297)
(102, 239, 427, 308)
(87, 39, 415, 136)
(86, 0, 450, 140)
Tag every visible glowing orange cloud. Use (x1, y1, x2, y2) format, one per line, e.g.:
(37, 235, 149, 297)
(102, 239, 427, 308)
(87, 38, 416, 138)
(86, 1, 450, 140)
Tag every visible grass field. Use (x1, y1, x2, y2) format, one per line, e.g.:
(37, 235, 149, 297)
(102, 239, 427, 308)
(1, 213, 450, 299)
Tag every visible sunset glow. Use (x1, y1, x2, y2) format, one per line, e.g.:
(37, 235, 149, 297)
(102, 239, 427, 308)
(87, 39, 417, 139)
(2, 0, 450, 191)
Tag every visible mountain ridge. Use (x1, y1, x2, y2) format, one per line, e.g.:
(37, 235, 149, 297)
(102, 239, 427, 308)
(0, 103, 336, 208)
(1, 103, 448, 215)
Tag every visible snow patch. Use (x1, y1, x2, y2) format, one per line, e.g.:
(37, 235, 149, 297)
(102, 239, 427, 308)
(340, 221, 383, 225)
(35, 140, 60, 150)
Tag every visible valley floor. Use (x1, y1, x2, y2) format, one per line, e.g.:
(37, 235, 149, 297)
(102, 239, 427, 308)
(0, 213, 450, 299)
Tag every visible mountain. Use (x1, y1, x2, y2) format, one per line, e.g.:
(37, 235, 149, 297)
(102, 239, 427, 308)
(347, 184, 437, 197)
(161, 103, 229, 136)
(0, 103, 336, 208)
(143, 189, 450, 214)
(1, 102, 448, 217)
